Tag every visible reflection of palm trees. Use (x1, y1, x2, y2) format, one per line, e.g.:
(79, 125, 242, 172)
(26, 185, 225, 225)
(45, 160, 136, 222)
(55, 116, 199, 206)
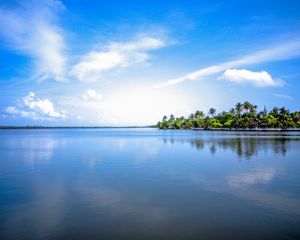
(210, 144, 216, 154)
(190, 139, 205, 149)
(207, 138, 257, 158)
(162, 136, 299, 158)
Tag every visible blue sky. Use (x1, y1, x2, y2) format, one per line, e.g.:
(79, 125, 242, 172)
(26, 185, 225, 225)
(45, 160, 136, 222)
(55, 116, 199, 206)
(0, 0, 300, 126)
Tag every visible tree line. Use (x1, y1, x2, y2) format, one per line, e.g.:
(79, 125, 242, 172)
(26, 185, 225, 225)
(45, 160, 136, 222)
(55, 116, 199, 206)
(157, 101, 300, 129)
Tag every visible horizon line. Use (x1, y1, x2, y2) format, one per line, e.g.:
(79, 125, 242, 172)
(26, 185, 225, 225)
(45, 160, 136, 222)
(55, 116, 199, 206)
(0, 125, 155, 129)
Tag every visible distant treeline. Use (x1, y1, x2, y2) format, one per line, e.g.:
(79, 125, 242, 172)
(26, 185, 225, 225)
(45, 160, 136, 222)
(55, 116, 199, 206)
(0, 126, 149, 129)
(157, 101, 300, 129)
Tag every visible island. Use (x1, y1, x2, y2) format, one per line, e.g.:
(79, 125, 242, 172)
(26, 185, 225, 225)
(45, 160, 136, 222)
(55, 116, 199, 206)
(157, 101, 300, 130)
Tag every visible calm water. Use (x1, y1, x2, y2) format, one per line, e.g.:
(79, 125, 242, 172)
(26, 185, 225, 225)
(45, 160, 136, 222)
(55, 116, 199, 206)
(0, 128, 300, 240)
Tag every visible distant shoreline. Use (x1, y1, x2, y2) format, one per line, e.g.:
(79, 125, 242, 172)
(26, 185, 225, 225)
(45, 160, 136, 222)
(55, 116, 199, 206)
(157, 127, 300, 131)
(191, 127, 300, 132)
(157, 102, 300, 130)
(1, 126, 300, 132)
(0, 126, 154, 129)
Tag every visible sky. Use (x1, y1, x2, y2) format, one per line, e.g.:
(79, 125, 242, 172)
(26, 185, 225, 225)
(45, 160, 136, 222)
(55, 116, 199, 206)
(0, 0, 300, 126)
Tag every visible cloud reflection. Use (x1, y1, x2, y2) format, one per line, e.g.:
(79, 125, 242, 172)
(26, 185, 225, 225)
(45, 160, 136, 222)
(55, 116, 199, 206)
(4, 134, 65, 165)
(227, 168, 276, 188)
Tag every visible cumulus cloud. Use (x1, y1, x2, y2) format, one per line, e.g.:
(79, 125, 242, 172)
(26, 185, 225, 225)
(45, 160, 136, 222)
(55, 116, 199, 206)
(220, 69, 283, 87)
(5, 92, 67, 120)
(23, 92, 67, 118)
(70, 36, 165, 82)
(154, 40, 300, 88)
(0, 0, 67, 82)
(82, 89, 103, 101)
(5, 106, 19, 114)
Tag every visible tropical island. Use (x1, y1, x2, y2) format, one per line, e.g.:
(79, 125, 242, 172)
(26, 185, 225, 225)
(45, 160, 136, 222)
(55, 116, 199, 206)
(157, 101, 300, 130)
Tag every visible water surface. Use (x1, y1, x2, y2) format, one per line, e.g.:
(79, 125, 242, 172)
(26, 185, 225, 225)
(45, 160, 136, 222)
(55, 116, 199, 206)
(0, 128, 300, 239)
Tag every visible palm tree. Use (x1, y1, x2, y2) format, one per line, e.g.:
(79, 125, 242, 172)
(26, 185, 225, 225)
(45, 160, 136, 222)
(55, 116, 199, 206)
(235, 102, 243, 115)
(157, 101, 297, 130)
(243, 101, 251, 113)
(189, 113, 195, 119)
(279, 107, 289, 116)
(291, 111, 300, 123)
(279, 107, 290, 128)
(249, 104, 257, 114)
(195, 110, 204, 118)
(209, 108, 216, 117)
(270, 107, 279, 117)
(258, 111, 265, 120)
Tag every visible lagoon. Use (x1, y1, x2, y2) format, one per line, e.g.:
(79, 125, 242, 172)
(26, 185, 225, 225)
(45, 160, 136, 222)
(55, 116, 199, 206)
(0, 128, 300, 239)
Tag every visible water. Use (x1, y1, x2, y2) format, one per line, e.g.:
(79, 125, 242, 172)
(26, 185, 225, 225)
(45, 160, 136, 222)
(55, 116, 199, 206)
(0, 128, 300, 240)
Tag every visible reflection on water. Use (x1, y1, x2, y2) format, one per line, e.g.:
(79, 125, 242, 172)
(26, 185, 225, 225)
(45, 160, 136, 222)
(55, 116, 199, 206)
(227, 168, 277, 187)
(0, 129, 300, 240)
(2, 133, 65, 166)
(163, 135, 300, 158)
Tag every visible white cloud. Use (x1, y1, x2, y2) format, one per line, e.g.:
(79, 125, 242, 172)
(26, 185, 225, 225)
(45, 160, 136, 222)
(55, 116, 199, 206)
(70, 36, 165, 82)
(0, 0, 67, 82)
(272, 93, 293, 100)
(5, 92, 67, 120)
(5, 106, 19, 114)
(82, 89, 103, 101)
(23, 92, 66, 118)
(5, 106, 39, 119)
(220, 69, 282, 87)
(0, 1, 167, 84)
(154, 39, 300, 88)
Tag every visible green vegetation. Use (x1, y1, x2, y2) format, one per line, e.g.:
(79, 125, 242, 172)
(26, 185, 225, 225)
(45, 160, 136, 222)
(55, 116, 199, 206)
(157, 101, 300, 130)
